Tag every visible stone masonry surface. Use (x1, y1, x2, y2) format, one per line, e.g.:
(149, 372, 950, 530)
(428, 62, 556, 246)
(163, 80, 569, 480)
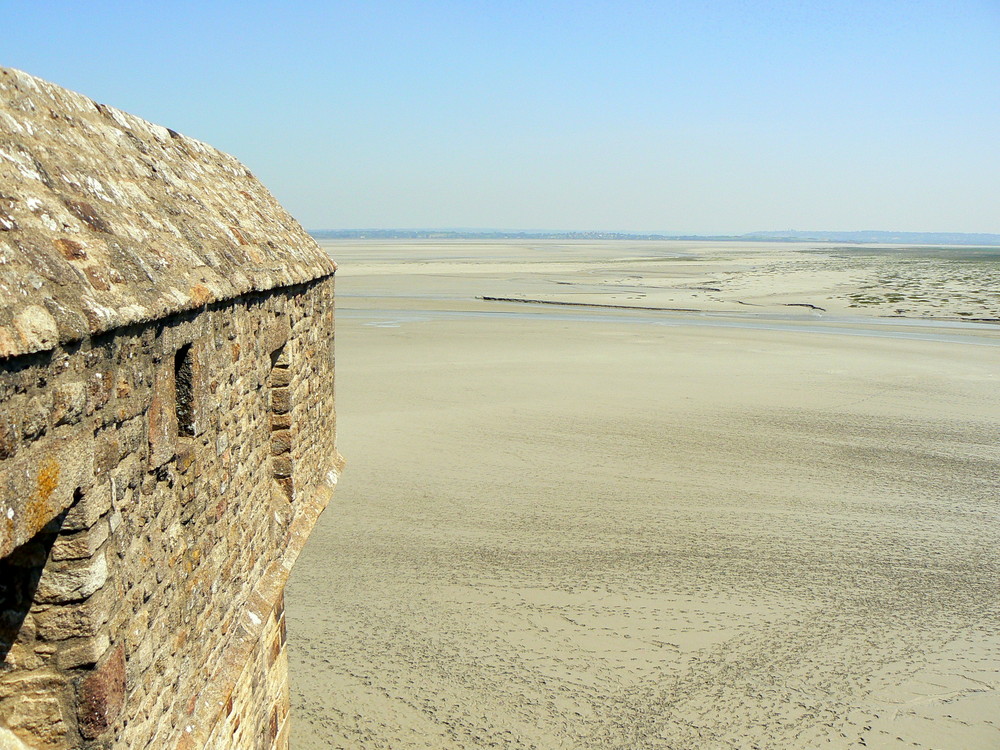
(0, 68, 340, 749)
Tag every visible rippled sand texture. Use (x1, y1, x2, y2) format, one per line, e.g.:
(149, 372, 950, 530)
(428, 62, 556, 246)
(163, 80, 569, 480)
(287, 241, 1000, 749)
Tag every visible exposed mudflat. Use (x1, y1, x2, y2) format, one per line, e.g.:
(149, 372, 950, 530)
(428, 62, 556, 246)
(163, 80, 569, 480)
(287, 241, 1000, 749)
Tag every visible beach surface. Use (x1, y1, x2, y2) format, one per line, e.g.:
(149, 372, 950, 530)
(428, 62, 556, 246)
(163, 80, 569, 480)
(287, 240, 1000, 749)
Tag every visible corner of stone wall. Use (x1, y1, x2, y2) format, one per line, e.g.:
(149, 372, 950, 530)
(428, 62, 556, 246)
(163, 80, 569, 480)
(2, 276, 338, 750)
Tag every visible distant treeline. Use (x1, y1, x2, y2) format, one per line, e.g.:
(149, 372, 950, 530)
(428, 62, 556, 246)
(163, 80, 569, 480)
(310, 229, 1000, 246)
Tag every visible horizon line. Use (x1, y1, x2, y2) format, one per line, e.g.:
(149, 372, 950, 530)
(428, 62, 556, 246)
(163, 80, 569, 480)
(307, 228, 1000, 244)
(308, 227, 1000, 235)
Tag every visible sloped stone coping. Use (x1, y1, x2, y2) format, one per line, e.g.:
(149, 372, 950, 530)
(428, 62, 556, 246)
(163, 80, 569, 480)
(0, 67, 337, 360)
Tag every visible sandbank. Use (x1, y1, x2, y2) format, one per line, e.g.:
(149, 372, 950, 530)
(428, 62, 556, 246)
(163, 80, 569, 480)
(288, 241, 1000, 749)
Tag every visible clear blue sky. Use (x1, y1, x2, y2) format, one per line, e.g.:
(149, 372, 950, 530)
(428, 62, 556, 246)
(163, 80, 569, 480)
(3, 0, 998, 233)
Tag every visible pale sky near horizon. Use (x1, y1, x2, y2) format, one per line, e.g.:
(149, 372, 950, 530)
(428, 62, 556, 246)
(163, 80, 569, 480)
(3, 0, 998, 234)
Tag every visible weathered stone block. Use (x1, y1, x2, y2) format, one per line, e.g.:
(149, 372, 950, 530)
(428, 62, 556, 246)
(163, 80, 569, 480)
(147, 361, 177, 469)
(11, 305, 59, 357)
(77, 644, 125, 740)
(51, 381, 86, 426)
(62, 483, 111, 533)
(176, 442, 197, 474)
(0, 691, 71, 749)
(270, 429, 291, 455)
(269, 366, 291, 388)
(0, 670, 63, 701)
(93, 430, 120, 476)
(36, 553, 108, 604)
(271, 456, 292, 480)
(0, 431, 95, 558)
(35, 589, 110, 641)
(21, 396, 49, 440)
(270, 387, 291, 414)
(50, 519, 109, 561)
(56, 633, 110, 670)
(1, 643, 44, 671)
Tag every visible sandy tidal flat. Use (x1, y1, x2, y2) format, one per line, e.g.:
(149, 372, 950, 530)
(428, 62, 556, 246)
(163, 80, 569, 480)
(287, 241, 1000, 749)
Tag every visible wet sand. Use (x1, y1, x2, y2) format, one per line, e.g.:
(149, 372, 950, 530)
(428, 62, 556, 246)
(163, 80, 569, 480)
(287, 241, 1000, 749)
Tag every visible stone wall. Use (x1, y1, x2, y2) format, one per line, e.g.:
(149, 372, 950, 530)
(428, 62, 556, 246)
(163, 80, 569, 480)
(0, 276, 340, 748)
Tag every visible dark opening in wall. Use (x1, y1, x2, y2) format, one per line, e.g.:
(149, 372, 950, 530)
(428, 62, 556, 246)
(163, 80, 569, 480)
(175, 344, 194, 437)
(0, 515, 62, 664)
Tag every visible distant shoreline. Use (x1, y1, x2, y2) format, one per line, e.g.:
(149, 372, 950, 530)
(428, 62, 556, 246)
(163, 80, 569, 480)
(310, 229, 1000, 246)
